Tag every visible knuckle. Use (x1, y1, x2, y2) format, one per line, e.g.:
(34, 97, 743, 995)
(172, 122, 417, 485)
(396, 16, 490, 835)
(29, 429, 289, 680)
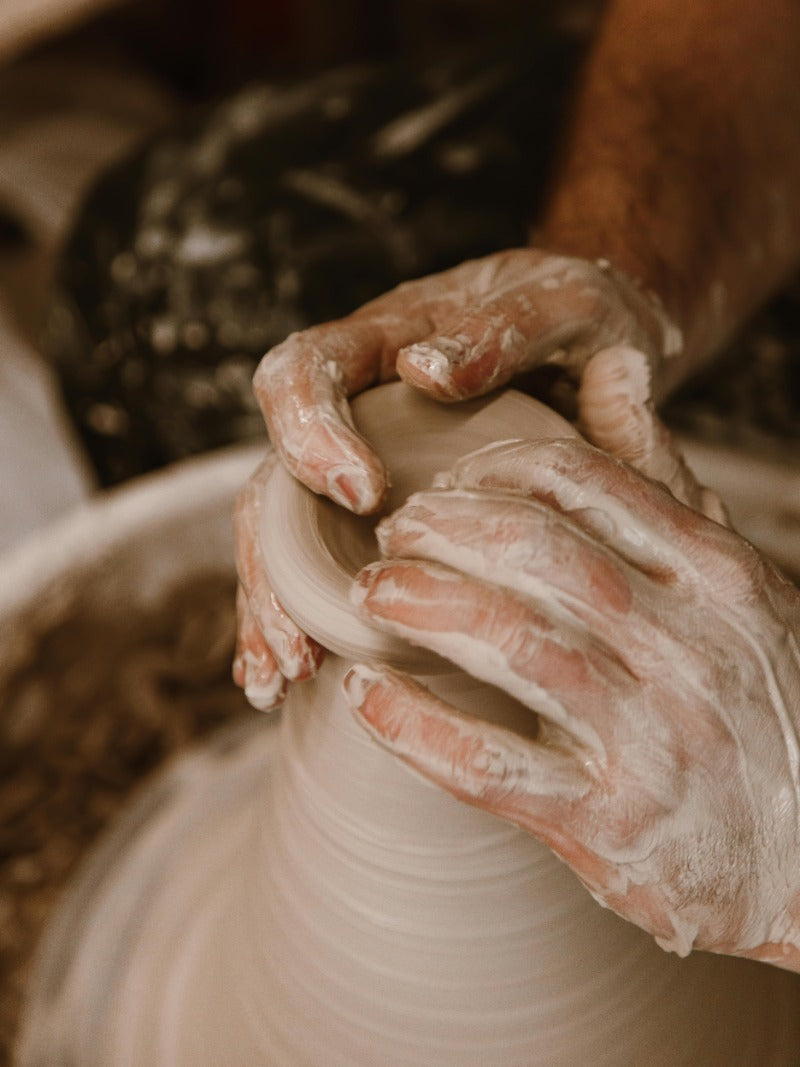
(460, 736, 524, 804)
(252, 348, 285, 394)
(527, 435, 595, 471)
(711, 535, 767, 602)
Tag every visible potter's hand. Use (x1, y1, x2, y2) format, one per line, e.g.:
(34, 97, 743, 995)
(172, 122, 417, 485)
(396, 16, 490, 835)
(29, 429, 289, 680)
(233, 454, 324, 710)
(344, 437, 800, 971)
(253, 248, 706, 516)
(236, 248, 722, 709)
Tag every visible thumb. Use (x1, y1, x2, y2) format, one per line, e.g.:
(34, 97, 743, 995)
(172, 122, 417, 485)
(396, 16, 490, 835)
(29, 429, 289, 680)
(578, 346, 729, 525)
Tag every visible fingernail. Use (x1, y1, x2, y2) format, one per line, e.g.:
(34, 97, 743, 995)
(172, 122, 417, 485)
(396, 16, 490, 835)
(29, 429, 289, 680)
(349, 562, 384, 611)
(406, 335, 468, 367)
(342, 663, 383, 709)
(327, 466, 382, 514)
(400, 338, 470, 394)
(243, 658, 286, 712)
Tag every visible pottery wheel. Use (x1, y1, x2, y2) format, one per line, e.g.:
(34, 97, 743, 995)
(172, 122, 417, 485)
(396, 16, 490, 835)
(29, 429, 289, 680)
(16, 384, 800, 1066)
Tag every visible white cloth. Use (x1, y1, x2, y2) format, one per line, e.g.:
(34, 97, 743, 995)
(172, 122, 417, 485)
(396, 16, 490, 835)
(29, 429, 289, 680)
(0, 282, 94, 554)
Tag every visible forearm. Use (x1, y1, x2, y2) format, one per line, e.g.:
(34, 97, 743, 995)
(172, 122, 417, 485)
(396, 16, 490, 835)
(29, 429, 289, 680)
(538, 0, 800, 395)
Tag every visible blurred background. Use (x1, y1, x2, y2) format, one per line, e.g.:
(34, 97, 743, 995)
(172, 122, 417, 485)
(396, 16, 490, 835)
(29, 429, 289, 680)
(0, 0, 596, 553)
(3, 0, 799, 555)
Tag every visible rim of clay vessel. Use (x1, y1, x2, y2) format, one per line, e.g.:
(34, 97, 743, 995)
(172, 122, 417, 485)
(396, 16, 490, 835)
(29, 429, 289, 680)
(1, 432, 798, 634)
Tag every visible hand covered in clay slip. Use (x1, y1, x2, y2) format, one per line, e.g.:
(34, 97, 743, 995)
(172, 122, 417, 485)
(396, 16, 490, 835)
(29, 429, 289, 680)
(253, 248, 691, 515)
(344, 437, 800, 971)
(236, 248, 723, 708)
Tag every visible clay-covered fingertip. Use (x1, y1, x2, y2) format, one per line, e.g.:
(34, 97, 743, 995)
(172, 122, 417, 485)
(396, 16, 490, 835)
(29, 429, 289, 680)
(245, 685, 285, 713)
(349, 562, 385, 611)
(270, 631, 325, 683)
(327, 463, 388, 515)
(396, 338, 468, 393)
(400, 338, 455, 372)
(373, 512, 401, 555)
(280, 641, 326, 683)
(343, 663, 382, 705)
(242, 662, 287, 713)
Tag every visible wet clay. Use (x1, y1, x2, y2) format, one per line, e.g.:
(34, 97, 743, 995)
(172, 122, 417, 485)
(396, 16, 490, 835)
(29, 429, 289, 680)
(18, 383, 800, 1065)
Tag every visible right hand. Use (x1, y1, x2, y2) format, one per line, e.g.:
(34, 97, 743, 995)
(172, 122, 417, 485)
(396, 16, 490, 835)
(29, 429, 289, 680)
(234, 248, 725, 710)
(344, 437, 800, 967)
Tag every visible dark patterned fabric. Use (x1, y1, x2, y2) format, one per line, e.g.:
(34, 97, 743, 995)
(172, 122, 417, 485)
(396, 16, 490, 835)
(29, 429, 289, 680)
(46, 32, 584, 485)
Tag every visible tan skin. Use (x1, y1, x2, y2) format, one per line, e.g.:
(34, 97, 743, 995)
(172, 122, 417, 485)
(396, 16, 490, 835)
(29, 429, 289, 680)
(235, 0, 800, 970)
(540, 0, 800, 391)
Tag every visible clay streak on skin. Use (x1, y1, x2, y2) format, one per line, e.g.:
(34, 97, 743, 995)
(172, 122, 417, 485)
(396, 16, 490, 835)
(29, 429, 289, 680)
(376, 489, 629, 628)
(351, 570, 605, 756)
(399, 254, 682, 397)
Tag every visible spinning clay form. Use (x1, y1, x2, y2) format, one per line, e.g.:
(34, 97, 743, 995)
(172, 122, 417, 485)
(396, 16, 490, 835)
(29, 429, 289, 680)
(17, 382, 800, 1065)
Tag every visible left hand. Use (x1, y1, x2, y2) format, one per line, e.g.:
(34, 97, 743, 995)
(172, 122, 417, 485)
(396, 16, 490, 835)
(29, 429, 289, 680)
(343, 437, 800, 969)
(253, 248, 696, 516)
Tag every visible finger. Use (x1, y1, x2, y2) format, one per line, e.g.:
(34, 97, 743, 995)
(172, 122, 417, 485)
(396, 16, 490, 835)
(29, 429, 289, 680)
(253, 322, 389, 513)
(441, 436, 733, 583)
(579, 346, 730, 525)
(252, 269, 471, 514)
(394, 251, 662, 401)
(375, 487, 637, 631)
(396, 266, 595, 401)
(352, 558, 635, 751)
(343, 663, 586, 839)
(234, 458, 325, 680)
(234, 585, 287, 711)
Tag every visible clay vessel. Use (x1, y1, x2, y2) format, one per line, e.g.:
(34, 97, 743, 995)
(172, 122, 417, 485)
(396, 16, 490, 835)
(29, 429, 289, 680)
(16, 383, 800, 1064)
